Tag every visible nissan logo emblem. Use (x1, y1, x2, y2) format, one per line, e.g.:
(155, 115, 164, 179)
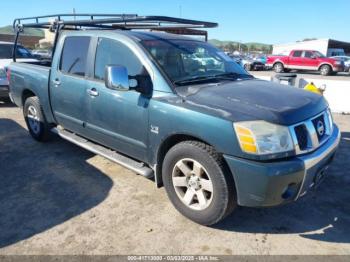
(317, 120, 325, 136)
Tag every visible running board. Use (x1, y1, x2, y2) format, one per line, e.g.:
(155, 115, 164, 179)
(51, 127, 154, 178)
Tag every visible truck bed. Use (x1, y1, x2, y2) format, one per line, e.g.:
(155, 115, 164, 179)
(9, 62, 55, 123)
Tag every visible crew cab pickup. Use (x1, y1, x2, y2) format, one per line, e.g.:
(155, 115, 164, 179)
(266, 50, 344, 76)
(8, 15, 340, 225)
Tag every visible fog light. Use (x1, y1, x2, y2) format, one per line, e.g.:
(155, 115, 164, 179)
(281, 183, 298, 200)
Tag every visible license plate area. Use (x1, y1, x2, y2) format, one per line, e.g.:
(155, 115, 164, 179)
(298, 153, 335, 197)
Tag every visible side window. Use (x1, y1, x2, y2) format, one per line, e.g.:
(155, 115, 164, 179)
(94, 38, 146, 81)
(304, 51, 313, 58)
(60, 36, 91, 76)
(292, 51, 302, 57)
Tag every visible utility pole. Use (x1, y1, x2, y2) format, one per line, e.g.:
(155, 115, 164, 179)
(73, 8, 76, 21)
(179, 5, 182, 18)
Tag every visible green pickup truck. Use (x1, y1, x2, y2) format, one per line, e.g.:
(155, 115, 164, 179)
(8, 14, 340, 225)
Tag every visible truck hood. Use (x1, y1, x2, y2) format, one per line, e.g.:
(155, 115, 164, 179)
(178, 79, 328, 126)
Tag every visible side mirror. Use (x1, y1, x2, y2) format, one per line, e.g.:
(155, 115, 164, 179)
(105, 65, 129, 91)
(310, 55, 317, 59)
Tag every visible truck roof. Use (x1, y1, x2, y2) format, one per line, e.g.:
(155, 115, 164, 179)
(59, 29, 202, 42)
(112, 30, 199, 41)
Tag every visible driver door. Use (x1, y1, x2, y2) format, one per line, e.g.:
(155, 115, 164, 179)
(84, 37, 151, 162)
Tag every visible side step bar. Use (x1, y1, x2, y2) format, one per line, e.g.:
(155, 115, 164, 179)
(51, 127, 154, 179)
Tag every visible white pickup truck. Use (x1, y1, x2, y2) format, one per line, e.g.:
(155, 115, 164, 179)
(0, 41, 38, 98)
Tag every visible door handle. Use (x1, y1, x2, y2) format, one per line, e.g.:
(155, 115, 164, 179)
(87, 88, 99, 97)
(52, 79, 61, 86)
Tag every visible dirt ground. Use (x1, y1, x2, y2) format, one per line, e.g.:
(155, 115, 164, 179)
(0, 99, 349, 255)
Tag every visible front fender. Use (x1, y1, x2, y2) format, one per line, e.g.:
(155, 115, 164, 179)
(147, 95, 240, 166)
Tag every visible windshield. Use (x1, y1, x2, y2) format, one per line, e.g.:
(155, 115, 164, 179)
(0, 44, 34, 59)
(141, 39, 250, 86)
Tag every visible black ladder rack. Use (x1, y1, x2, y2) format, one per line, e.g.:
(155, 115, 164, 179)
(13, 13, 218, 31)
(12, 13, 218, 61)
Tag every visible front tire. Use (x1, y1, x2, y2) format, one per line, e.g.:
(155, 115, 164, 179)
(162, 141, 236, 225)
(320, 64, 332, 76)
(23, 96, 51, 142)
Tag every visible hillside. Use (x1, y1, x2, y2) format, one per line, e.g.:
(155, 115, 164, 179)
(0, 25, 44, 37)
(209, 39, 272, 53)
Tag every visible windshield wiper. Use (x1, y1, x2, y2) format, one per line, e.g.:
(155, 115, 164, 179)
(213, 72, 254, 79)
(174, 72, 253, 86)
(174, 74, 240, 86)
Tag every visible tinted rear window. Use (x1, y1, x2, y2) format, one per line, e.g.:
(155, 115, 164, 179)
(292, 51, 302, 57)
(60, 36, 91, 76)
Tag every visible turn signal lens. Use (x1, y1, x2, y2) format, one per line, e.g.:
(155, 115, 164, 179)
(234, 125, 258, 153)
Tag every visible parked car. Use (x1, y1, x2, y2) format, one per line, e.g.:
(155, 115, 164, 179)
(253, 54, 267, 64)
(0, 41, 38, 98)
(228, 54, 242, 64)
(31, 49, 52, 60)
(9, 15, 340, 225)
(330, 56, 350, 72)
(266, 50, 344, 75)
(241, 56, 265, 71)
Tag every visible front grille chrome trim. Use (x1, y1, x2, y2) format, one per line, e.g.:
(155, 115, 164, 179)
(289, 109, 333, 155)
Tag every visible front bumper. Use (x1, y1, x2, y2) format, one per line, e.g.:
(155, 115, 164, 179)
(333, 65, 345, 72)
(252, 64, 265, 70)
(224, 124, 340, 207)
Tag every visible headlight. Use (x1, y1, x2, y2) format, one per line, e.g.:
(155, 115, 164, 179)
(334, 61, 342, 65)
(233, 121, 294, 155)
(0, 68, 6, 78)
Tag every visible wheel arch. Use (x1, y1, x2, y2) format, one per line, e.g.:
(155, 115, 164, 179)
(154, 133, 211, 187)
(318, 63, 334, 71)
(154, 133, 234, 189)
(21, 89, 37, 107)
(273, 60, 285, 67)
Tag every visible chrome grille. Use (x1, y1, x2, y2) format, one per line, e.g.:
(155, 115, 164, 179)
(289, 109, 333, 155)
(294, 124, 308, 151)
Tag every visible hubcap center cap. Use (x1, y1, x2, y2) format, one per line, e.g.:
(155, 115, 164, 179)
(188, 176, 200, 190)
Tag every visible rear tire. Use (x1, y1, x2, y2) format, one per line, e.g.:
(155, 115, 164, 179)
(320, 64, 332, 76)
(23, 96, 51, 142)
(162, 141, 236, 225)
(273, 62, 284, 73)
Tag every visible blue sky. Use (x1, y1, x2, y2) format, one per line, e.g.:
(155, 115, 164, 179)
(1, 0, 349, 44)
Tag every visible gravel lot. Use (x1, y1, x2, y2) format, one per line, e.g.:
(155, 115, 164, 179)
(0, 99, 349, 255)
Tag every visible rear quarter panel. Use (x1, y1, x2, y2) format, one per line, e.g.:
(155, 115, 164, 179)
(267, 55, 288, 65)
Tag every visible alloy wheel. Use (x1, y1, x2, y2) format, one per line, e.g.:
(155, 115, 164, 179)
(172, 158, 214, 211)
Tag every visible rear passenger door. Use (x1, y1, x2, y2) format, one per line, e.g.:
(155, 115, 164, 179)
(50, 36, 92, 135)
(289, 50, 303, 68)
